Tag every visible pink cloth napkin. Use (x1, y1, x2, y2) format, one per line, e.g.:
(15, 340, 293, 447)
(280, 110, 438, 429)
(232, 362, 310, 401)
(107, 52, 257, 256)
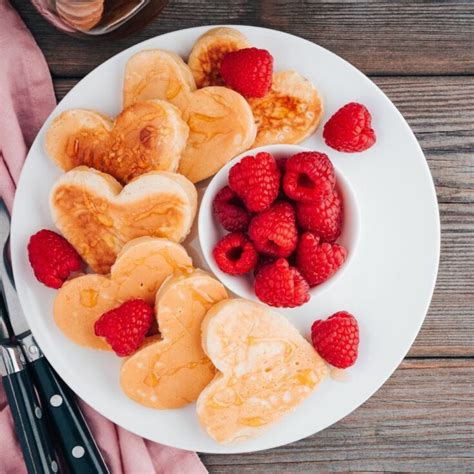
(0, 2, 207, 473)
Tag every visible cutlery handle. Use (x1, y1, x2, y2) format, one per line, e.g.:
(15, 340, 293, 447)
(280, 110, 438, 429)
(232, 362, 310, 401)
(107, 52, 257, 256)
(1, 345, 58, 474)
(29, 356, 109, 474)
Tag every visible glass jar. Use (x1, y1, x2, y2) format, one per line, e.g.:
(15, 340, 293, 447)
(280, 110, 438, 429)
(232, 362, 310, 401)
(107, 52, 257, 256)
(31, 0, 169, 39)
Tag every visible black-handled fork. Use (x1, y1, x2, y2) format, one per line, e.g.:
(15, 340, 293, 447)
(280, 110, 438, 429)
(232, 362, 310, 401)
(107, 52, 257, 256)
(0, 200, 109, 474)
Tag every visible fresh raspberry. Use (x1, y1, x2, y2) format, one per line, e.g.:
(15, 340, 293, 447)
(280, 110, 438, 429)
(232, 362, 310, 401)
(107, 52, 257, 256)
(323, 102, 376, 152)
(283, 151, 335, 203)
(311, 311, 359, 368)
(94, 299, 153, 357)
(213, 186, 250, 232)
(220, 47, 273, 98)
(229, 152, 280, 212)
(27, 229, 82, 289)
(213, 232, 257, 275)
(248, 201, 298, 258)
(296, 189, 343, 243)
(254, 258, 309, 308)
(296, 232, 347, 286)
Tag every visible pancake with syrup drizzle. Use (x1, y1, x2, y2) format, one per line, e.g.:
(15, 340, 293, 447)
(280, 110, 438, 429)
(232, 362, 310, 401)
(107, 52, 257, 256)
(121, 270, 228, 409)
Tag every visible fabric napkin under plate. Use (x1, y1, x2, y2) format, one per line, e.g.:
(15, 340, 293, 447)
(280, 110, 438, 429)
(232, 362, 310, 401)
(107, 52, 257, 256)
(0, 2, 207, 473)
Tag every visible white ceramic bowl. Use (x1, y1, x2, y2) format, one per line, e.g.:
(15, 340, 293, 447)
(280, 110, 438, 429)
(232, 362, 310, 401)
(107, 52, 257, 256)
(199, 144, 361, 301)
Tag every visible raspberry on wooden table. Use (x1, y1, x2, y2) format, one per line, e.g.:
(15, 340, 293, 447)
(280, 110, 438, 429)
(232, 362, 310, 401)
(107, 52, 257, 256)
(311, 311, 359, 368)
(283, 151, 336, 203)
(254, 258, 310, 308)
(248, 201, 298, 258)
(213, 232, 258, 275)
(296, 232, 347, 286)
(213, 185, 250, 232)
(94, 299, 154, 357)
(229, 151, 280, 212)
(296, 188, 343, 243)
(323, 102, 376, 153)
(220, 47, 273, 98)
(27, 229, 82, 289)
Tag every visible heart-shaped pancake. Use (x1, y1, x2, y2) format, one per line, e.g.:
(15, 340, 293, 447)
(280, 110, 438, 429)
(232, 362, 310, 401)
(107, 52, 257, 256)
(123, 50, 256, 183)
(248, 70, 323, 147)
(187, 27, 251, 88)
(45, 100, 189, 184)
(124, 49, 196, 108)
(53, 237, 193, 350)
(187, 27, 324, 148)
(176, 86, 256, 183)
(50, 167, 197, 274)
(121, 270, 228, 409)
(197, 298, 327, 443)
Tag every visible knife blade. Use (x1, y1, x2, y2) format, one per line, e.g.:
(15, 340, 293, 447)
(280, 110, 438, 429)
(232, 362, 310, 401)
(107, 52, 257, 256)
(0, 201, 109, 474)
(0, 201, 29, 339)
(0, 284, 14, 344)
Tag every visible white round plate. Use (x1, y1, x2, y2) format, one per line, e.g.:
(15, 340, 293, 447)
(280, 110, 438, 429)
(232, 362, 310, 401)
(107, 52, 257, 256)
(10, 25, 440, 453)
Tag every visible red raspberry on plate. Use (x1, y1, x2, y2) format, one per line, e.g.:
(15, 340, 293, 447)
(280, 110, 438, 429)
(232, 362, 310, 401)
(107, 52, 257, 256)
(311, 311, 359, 368)
(248, 201, 298, 258)
(94, 299, 153, 357)
(323, 102, 376, 152)
(296, 232, 347, 286)
(27, 229, 82, 289)
(213, 186, 250, 232)
(296, 189, 343, 243)
(213, 232, 258, 275)
(254, 258, 310, 308)
(283, 151, 335, 203)
(220, 47, 273, 98)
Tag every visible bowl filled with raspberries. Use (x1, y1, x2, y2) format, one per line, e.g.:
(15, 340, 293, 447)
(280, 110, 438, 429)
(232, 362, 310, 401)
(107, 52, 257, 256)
(199, 144, 361, 308)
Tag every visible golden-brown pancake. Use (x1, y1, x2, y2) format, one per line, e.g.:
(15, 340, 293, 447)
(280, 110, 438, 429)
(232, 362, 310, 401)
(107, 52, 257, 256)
(123, 49, 196, 110)
(177, 86, 256, 183)
(121, 270, 228, 409)
(45, 100, 189, 184)
(187, 27, 251, 88)
(123, 50, 256, 183)
(53, 237, 193, 350)
(197, 299, 327, 443)
(50, 167, 197, 273)
(248, 70, 323, 147)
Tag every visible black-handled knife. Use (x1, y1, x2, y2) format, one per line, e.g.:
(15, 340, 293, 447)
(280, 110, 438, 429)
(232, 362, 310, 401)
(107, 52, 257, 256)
(27, 344, 109, 473)
(0, 293, 59, 474)
(0, 200, 109, 474)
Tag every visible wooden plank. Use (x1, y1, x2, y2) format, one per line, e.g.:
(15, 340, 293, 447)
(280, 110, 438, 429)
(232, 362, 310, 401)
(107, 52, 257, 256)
(13, 1, 474, 77)
(200, 359, 474, 472)
(410, 202, 474, 357)
(50, 77, 474, 357)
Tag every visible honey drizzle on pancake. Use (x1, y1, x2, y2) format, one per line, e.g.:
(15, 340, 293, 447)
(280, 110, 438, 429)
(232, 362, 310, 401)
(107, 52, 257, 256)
(47, 102, 188, 184)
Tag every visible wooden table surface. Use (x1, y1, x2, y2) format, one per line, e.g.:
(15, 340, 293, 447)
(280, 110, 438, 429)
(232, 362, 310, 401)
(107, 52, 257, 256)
(12, 1, 474, 471)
